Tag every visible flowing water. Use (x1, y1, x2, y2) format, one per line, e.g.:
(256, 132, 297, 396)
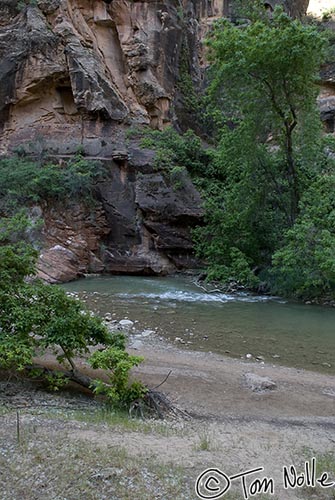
(62, 275, 335, 374)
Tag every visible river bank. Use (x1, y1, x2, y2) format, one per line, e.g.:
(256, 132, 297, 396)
(130, 342, 335, 422)
(1, 341, 335, 500)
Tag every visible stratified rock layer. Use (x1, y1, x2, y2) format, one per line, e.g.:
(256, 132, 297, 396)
(0, 0, 311, 155)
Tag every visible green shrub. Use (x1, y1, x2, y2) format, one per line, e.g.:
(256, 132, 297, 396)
(140, 126, 211, 174)
(0, 156, 108, 212)
(271, 173, 335, 299)
(0, 214, 147, 410)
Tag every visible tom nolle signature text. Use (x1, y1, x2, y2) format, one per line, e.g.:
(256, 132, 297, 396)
(195, 458, 335, 499)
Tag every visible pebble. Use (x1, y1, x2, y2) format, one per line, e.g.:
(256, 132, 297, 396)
(141, 329, 154, 337)
(323, 388, 335, 397)
(119, 319, 134, 328)
(244, 372, 277, 392)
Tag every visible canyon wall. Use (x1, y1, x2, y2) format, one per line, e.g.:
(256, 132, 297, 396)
(0, 0, 223, 156)
(0, 0, 311, 156)
(36, 151, 204, 283)
(0, 0, 331, 282)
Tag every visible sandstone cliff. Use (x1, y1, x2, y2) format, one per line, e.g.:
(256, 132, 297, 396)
(0, 0, 312, 155)
(36, 151, 204, 283)
(0, 0, 219, 155)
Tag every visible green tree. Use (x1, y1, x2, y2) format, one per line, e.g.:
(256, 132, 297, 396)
(0, 214, 146, 407)
(194, 6, 329, 289)
(271, 168, 335, 299)
(207, 7, 326, 223)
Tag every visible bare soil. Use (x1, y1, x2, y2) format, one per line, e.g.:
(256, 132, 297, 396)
(0, 344, 334, 500)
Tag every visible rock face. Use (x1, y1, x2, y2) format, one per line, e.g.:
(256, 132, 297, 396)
(36, 201, 110, 283)
(262, 0, 309, 18)
(36, 150, 204, 282)
(0, 0, 211, 154)
(0, 0, 311, 156)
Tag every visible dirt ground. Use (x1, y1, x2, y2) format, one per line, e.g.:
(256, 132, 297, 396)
(132, 343, 335, 422)
(1, 344, 334, 500)
(131, 344, 335, 498)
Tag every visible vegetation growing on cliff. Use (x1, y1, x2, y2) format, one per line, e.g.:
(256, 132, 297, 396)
(0, 155, 108, 212)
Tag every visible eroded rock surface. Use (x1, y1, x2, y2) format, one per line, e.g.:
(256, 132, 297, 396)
(0, 0, 312, 155)
(37, 201, 110, 282)
(36, 152, 204, 282)
(0, 0, 328, 282)
(0, 0, 213, 154)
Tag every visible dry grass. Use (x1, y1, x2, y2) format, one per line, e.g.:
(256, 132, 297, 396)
(0, 409, 193, 500)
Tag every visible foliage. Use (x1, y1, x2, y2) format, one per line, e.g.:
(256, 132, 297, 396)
(0, 216, 146, 407)
(192, 6, 330, 291)
(140, 126, 211, 175)
(44, 372, 69, 392)
(206, 7, 326, 216)
(271, 171, 335, 299)
(135, 7, 334, 299)
(0, 155, 108, 212)
(169, 166, 187, 190)
(176, 37, 204, 128)
(89, 349, 147, 407)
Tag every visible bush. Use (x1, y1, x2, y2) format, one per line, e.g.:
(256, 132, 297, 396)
(271, 173, 335, 299)
(0, 214, 146, 409)
(139, 127, 211, 174)
(0, 156, 108, 211)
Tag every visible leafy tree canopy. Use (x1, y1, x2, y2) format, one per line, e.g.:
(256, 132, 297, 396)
(138, 8, 334, 301)
(0, 214, 146, 407)
(192, 6, 334, 298)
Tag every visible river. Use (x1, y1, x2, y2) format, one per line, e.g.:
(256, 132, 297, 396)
(62, 275, 335, 374)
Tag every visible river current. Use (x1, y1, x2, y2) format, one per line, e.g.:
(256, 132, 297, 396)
(62, 275, 335, 374)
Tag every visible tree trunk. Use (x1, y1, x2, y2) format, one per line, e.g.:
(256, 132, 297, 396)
(285, 121, 299, 225)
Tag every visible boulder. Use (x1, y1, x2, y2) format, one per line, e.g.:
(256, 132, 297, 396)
(244, 373, 277, 393)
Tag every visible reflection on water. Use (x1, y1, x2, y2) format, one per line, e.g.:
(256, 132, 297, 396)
(62, 275, 335, 374)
